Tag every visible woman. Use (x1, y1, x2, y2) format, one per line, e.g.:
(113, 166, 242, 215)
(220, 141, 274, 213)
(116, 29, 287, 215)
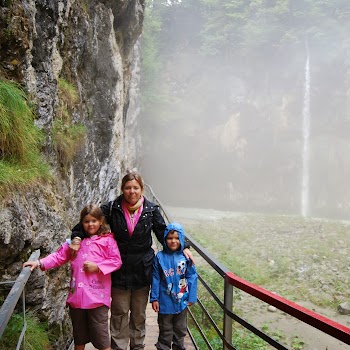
(71, 171, 192, 350)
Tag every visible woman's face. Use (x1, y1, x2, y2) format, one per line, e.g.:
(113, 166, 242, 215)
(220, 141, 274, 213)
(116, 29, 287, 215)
(123, 179, 143, 206)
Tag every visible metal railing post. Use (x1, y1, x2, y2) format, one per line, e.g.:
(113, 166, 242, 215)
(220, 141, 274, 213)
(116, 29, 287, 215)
(0, 249, 40, 338)
(16, 289, 27, 350)
(223, 279, 233, 350)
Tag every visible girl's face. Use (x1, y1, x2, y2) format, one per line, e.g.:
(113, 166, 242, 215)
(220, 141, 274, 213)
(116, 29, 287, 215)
(122, 179, 143, 206)
(82, 214, 102, 236)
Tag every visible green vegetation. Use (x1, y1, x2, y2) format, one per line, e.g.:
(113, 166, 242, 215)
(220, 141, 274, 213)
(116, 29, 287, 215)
(0, 79, 50, 196)
(52, 78, 86, 167)
(179, 213, 350, 349)
(0, 312, 53, 350)
(140, 1, 350, 209)
(0, 80, 41, 162)
(78, 0, 90, 15)
(188, 265, 271, 349)
(0, 77, 86, 195)
(140, 3, 173, 138)
(291, 336, 305, 350)
(141, 0, 350, 120)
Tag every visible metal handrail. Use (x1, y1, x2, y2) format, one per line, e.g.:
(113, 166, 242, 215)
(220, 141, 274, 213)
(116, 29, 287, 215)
(144, 184, 173, 224)
(144, 184, 350, 349)
(225, 272, 350, 344)
(0, 249, 40, 348)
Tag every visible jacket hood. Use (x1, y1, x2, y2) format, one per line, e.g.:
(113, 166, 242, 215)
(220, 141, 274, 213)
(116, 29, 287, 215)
(163, 222, 185, 253)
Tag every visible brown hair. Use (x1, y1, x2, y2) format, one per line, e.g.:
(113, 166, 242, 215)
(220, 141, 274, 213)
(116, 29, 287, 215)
(80, 204, 108, 235)
(121, 171, 144, 192)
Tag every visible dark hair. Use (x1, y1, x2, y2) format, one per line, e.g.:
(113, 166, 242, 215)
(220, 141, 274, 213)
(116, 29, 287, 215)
(121, 171, 144, 192)
(80, 204, 108, 235)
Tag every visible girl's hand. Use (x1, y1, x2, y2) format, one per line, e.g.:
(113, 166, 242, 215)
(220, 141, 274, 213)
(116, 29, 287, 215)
(23, 261, 39, 272)
(183, 248, 195, 265)
(83, 261, 100, 273)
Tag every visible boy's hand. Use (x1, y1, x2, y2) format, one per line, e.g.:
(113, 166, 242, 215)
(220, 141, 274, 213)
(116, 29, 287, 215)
(152, 301, 159, 313)
(187, 302, 193, 306)
(183, 248, 195, 265)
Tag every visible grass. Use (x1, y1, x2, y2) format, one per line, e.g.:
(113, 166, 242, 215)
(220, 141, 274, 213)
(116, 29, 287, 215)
(0, 80, 42, 162)
(52, 78, 86, 166)
(0, 155, 50, 186)
(52, 119, 86, 166)
(185, 214, 350, 307)
(176, 211, 350, 349)
(57, 78, 78, 107)
(0, 79, 51, 198)
(0, 312, 53, 350)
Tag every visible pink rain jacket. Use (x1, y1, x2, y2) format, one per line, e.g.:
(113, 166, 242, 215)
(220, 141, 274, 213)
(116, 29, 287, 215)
(40, 233, 122, 309)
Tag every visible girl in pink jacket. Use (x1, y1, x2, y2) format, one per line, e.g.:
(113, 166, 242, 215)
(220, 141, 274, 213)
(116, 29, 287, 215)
(23, 204, 122, 350)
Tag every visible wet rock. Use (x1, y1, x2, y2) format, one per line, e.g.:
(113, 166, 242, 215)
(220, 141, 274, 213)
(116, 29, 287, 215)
(268, 305, 277, 312)
(338, 302, 350, 315)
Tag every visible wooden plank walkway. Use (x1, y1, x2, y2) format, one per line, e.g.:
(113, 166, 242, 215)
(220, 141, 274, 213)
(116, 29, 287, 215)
(84, 302, 195, 349)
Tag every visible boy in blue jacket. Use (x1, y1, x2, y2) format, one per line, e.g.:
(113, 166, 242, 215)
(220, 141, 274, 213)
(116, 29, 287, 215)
(150, 222, 198, 350)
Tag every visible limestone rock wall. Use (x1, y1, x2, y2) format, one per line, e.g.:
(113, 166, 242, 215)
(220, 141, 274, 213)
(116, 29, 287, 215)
(0, 0, 144, 348)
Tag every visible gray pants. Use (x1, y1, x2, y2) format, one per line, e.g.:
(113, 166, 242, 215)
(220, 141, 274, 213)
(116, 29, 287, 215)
(110, 286, 150, 350)
(156, 309, 187, 350)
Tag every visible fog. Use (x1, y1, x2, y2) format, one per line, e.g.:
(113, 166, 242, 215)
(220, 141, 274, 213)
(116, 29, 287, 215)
(139, 1, 350, 220)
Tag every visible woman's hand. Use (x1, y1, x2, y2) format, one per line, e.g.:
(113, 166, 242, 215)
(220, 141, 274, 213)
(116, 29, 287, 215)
(69, 237, 82, 259)
(83, 261, 100, 273)
(183, 248, 195, 265)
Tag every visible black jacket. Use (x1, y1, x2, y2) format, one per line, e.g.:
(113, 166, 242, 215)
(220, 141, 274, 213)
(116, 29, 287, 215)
(72, 195, 166, 290)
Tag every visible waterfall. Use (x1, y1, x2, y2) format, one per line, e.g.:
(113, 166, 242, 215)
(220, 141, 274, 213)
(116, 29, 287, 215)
(301, 44, 310, 217)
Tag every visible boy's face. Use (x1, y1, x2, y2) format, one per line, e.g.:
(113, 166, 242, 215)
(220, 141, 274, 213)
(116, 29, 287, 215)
(166, 231, 180, 251)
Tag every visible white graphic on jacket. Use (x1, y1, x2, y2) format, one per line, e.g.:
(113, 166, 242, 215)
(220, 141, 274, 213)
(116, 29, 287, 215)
(177, 274, 188, 300)
(165, 265, 189, 303)
(177, 260, 186, 274)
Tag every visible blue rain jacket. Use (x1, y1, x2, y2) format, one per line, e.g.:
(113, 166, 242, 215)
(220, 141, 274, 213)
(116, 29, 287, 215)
(150, 222, 197, 314)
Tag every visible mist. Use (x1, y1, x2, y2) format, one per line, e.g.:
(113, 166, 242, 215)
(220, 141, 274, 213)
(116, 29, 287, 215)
(139, 0, 350, 220)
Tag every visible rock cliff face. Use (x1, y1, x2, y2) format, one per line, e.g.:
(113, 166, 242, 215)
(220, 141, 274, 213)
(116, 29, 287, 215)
(0, 0, 144, 348)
